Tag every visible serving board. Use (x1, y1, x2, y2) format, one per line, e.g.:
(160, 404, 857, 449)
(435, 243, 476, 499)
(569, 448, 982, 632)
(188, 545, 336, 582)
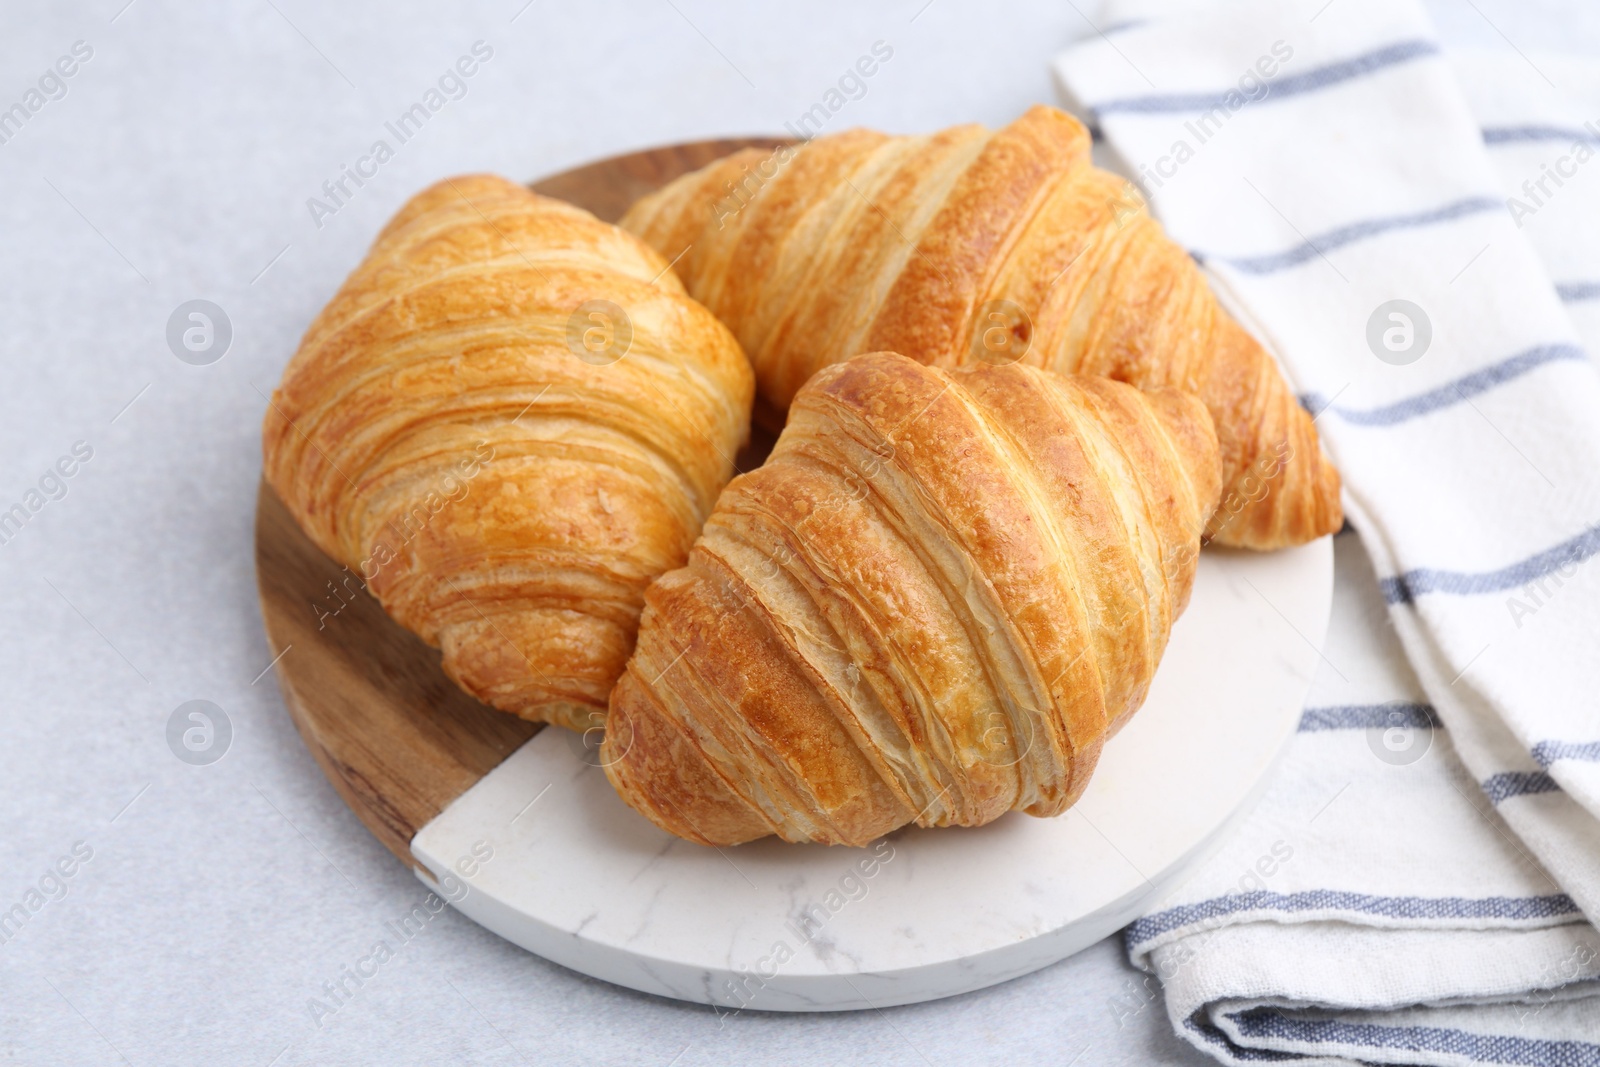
(255, 138, 1335, 1012)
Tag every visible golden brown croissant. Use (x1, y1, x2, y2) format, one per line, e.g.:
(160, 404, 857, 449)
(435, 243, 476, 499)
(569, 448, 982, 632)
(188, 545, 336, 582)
(601, 352, 1222, 845)
(263, 174, 754, 731)
(620, 105, 1339, 550)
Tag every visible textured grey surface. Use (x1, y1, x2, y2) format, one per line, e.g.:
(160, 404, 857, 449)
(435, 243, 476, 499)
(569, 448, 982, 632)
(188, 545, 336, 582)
(0, 2, 1590, 1064)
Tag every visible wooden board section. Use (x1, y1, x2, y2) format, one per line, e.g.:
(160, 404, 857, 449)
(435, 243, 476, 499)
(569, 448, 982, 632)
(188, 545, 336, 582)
(255, 138, 790, 867)
(255, 482, 539, 865)
(531, 137, 788, 225)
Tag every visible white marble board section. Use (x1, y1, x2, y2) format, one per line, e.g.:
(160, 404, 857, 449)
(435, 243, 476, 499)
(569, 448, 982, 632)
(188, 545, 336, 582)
(412, 538, 1334, 1012)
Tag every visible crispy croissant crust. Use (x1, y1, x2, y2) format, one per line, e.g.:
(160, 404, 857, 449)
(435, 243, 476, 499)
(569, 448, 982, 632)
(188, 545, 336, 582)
(620, 105, 1340, 550)
(263, 174, 754, 730)
(602, 352, 1222, 845)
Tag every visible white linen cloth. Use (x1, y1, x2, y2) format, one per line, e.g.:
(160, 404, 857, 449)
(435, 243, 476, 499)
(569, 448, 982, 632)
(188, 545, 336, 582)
(1457, 48, 1600, 356)
(1053, 1, 1600, 1063)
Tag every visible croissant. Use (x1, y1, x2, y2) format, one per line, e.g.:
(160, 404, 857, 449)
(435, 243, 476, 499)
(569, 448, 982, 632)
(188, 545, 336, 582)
(602, 352, 1222, 845)
(620, 104, 1339, 550)
(262, 174, 754, 731)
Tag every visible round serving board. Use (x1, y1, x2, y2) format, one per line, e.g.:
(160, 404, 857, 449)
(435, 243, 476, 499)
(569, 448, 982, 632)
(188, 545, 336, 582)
(255, 138, 1335, 1012)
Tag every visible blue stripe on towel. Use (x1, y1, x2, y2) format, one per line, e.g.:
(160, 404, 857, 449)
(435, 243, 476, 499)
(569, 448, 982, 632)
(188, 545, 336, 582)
(1534, 740, 1600, 766)
(1210, 196, 1501, 275)
(1126, 890, 1579, 946)
(1184, 1012, 1302, 1062)
(1557, 281, 1600, 303)
(1093, 39, 1439, 115)
(1225, 1008, 1600, 1065)
(1481, 771, 1562, 805)
(1301, 343, 1587, 428)
(1482, 124, 1600, 147)
(1379, 518, 1600, 604)
(1298, 702, 1439, 731)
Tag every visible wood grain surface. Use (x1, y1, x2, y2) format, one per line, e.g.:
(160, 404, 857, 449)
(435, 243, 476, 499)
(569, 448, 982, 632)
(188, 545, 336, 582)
(255, 138, 790, 868)
(532, 137, 789, 224)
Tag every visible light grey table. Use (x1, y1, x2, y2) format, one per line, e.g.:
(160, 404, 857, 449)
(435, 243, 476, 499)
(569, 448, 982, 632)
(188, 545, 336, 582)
(0, 2, 1590, 1064)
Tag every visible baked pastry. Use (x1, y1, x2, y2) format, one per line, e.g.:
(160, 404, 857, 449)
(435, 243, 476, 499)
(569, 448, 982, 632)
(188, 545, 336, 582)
(602, 352, 1222, 845)
(263, 174, 754, 731)
(620, 105, 1339, 549)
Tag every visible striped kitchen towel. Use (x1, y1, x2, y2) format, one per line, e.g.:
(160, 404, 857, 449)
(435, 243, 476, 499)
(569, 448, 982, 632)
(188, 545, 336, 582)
(1052, 0, 1600, 1063)
(1109, 533, 1600, 1065)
